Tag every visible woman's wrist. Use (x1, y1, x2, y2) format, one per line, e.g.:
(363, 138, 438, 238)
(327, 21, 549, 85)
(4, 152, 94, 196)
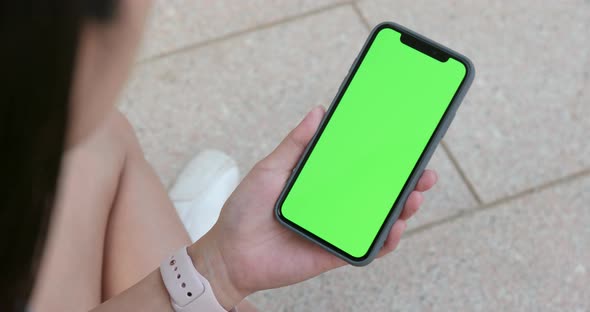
(187, 235, 245, 310)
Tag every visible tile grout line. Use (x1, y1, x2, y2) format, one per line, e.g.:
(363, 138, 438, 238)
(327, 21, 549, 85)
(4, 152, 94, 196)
(138, 1, 355, 65)
(404, 166, 590, 238)
(441, 140, 483, 204)
(351, 1, 373, 30)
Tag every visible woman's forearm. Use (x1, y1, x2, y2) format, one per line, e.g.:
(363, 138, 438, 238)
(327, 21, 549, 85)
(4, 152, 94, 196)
(91, 270, 173, 312)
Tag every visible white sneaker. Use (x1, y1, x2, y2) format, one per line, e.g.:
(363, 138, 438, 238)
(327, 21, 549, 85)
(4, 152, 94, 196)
(169, 150, 239, 242)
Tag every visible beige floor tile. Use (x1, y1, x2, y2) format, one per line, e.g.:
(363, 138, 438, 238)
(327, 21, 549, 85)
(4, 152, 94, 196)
(250, 173, 590, 311)
(121, 6, 368, 186)
(408, 147, 478, 230)
(356, 0, 590, 202)
(140, 0, 347, 59)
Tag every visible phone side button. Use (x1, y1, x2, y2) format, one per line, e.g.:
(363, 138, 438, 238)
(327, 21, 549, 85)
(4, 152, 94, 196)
(337, 74, 350, 94)
(348, 56, 359, 73)
(440, 126, 449, 139)
(439, 113, 456, 139)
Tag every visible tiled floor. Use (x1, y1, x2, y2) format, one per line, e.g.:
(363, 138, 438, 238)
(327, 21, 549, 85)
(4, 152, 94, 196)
(120, 1, 590, 311)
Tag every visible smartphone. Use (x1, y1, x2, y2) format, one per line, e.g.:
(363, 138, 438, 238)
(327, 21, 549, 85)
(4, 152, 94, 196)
(275, 22, 474, 266)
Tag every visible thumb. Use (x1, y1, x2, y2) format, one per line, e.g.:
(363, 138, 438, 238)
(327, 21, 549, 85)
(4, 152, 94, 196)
(260, 106, 325, 172)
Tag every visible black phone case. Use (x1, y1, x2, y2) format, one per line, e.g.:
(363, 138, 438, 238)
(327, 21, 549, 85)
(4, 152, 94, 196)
(274, 22, 475, 266)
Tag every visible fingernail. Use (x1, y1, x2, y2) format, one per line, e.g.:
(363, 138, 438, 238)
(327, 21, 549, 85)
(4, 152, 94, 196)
(300, 110, 312, 125)
(302, 106, 320, 122)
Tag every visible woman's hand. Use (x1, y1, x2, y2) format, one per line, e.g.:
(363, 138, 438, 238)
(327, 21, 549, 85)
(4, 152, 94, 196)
(189, 106, 438, 309)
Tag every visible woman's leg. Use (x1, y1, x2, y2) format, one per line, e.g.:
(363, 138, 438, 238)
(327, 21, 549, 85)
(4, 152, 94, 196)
(31, 110, 188, 311)
(100, 111, 190, 298)
(30, 111, 129, 311)
(33, 109, 254, 311)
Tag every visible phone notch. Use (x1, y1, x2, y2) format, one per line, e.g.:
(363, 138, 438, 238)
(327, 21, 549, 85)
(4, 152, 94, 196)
(400, 33, 449, 62)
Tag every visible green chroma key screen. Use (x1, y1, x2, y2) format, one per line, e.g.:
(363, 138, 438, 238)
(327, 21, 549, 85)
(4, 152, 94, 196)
(280, 27, 467, 258)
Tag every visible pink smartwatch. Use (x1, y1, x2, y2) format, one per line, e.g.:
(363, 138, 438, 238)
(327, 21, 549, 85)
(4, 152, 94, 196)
(160, 246, 235, 312)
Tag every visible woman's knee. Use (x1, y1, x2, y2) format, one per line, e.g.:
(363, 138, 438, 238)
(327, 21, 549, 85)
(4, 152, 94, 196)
(101, 109, 145, 160)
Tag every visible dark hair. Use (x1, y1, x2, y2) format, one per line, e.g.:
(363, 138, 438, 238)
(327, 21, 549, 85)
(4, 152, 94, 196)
(0, 1, 116, 311)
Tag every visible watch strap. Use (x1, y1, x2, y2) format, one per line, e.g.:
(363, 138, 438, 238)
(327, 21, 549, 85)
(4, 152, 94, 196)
(160, 246, 230, 312)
